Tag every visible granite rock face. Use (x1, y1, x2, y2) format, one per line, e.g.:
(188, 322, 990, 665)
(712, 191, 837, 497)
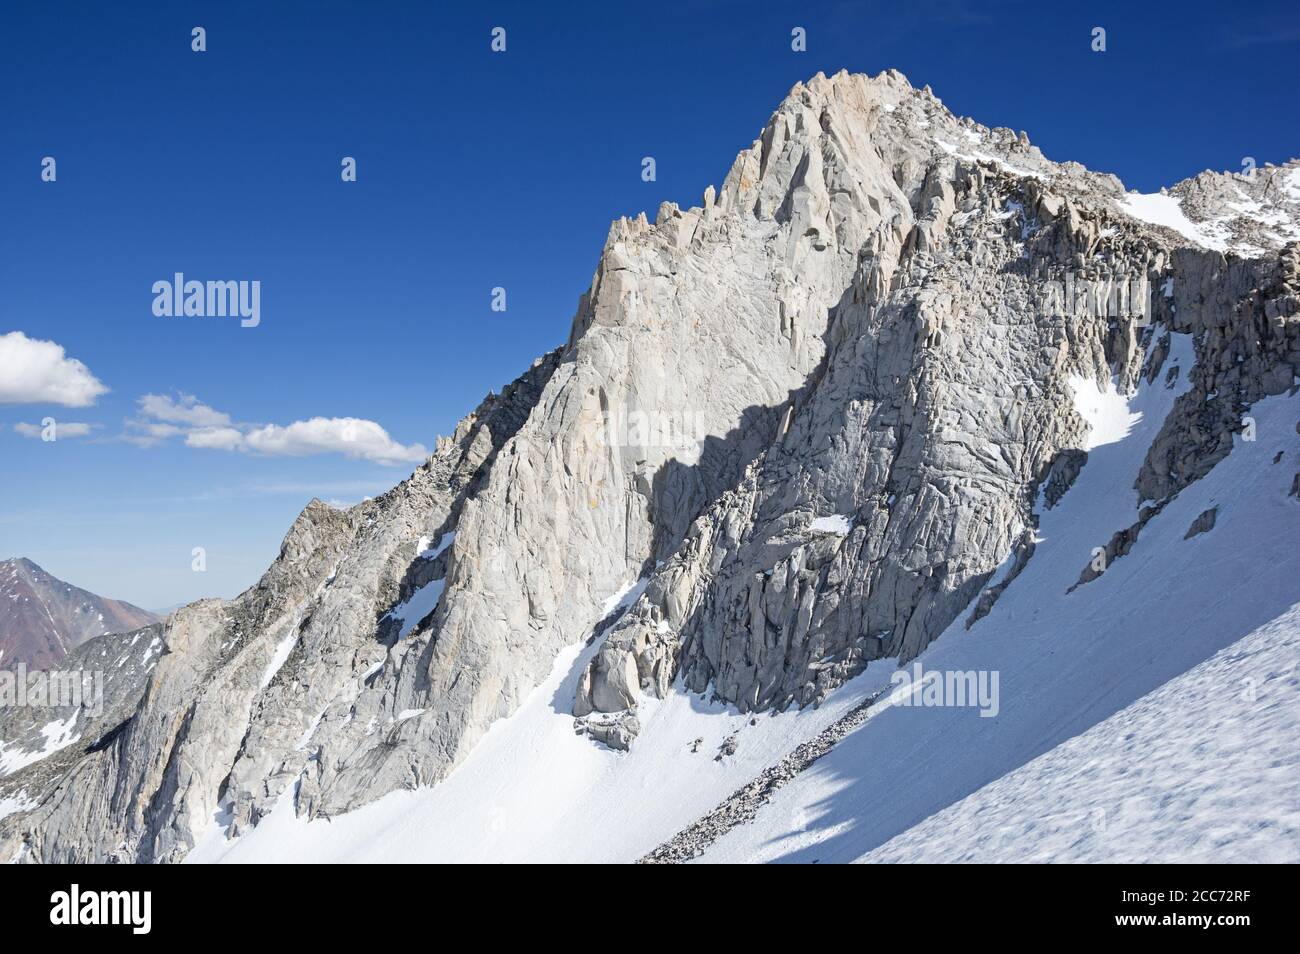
(577, 76, 1298, 731)
(3, 70, 1297, 862)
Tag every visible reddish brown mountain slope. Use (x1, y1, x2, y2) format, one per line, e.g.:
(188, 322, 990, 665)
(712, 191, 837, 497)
(0, 558, 161, 669)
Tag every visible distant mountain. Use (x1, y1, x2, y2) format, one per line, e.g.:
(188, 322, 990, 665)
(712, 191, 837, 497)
(0, 558, 161, 669)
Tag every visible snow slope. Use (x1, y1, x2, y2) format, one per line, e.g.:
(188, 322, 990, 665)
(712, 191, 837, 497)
(697, 339, 1300, 863)
(859, 605, 1300, 863)
(0, 715, 81, 777)
(1120, 192, 1228, 252)
(386, 579, 446, 640)
(1067, 374, 1140, 450)
(188, 614, 892, 863)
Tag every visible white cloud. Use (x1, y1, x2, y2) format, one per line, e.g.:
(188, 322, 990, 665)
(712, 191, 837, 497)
(13, 421, 97, 439)
(121, 420, 185, 448)
(242, 418, 428, 465)
(0, 332, 109, 407)
(184, 426, 244, 451)
(126, 395, 428, 465)
(138, 393, 231, 427)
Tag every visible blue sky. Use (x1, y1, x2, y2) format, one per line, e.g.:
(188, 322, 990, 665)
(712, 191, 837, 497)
(2, 0, 1297, 609)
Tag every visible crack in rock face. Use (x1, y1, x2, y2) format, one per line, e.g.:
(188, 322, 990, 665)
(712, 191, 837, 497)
(3, 69, 1298, 864)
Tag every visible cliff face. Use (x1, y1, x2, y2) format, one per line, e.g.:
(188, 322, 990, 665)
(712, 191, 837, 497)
(2, 70, 1297, 863)
(575, 72, 1299, 740)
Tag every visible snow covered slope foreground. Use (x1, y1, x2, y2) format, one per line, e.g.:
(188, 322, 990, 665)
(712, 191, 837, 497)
(697, 384, 1300, 863)
(859, 605, 1300, 863)
(187, 642, 889, 863)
